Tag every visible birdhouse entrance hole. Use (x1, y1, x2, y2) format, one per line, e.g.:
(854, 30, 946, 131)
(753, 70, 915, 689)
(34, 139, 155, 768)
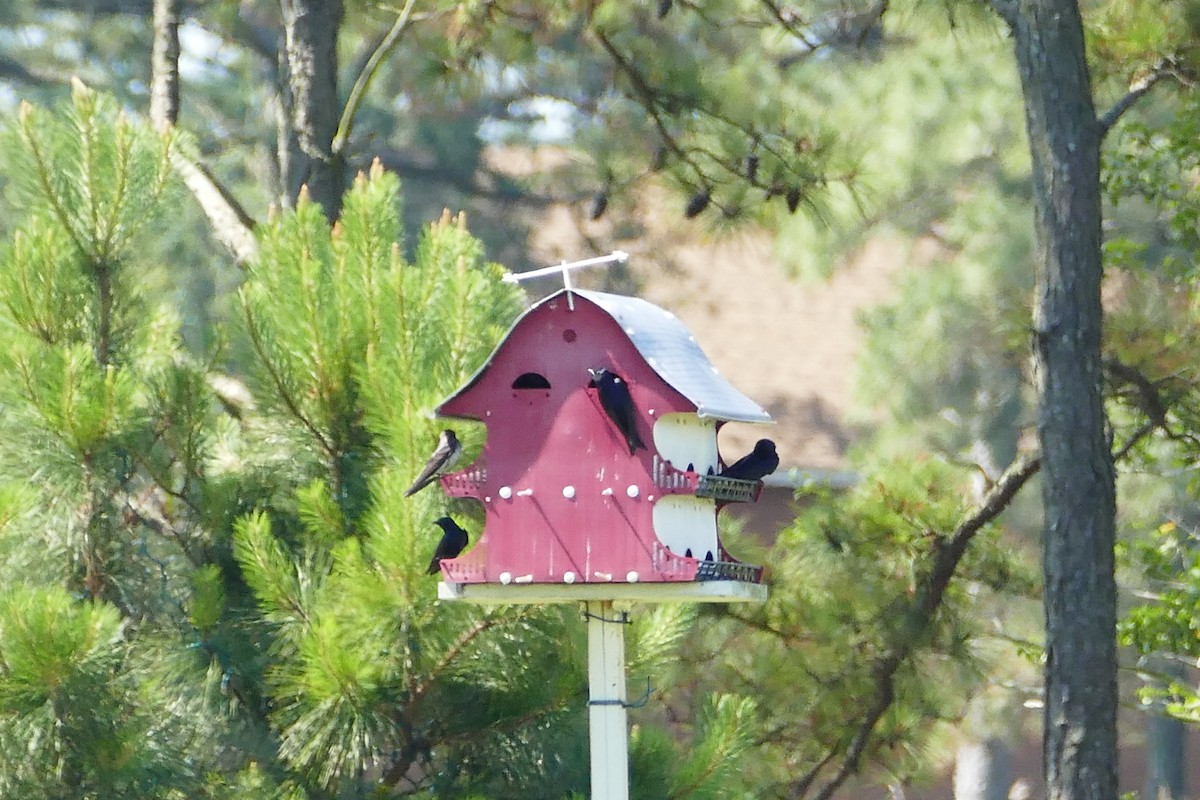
(512, 372, 551, 390)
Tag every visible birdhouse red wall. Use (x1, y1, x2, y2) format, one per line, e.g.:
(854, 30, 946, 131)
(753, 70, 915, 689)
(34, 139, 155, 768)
(435, 289, 769, 587)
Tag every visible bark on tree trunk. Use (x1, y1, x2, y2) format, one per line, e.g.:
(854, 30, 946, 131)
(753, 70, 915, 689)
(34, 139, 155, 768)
(1010, 2, 1118, 799)
(148, 0, 180, 129)
(279, 0, 345, 219)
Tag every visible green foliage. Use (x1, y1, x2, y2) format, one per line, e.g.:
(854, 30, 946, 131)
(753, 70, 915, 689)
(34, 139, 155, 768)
(0, 94, 750, 799)
(668, 694, 758, 800)
(691, 457, 1030, 795)
(6, 81, 175, 269)
(0, 586, 201, 799)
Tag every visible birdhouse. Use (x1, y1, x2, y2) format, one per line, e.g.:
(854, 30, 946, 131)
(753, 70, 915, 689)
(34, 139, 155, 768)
(433, 288, 773, 596)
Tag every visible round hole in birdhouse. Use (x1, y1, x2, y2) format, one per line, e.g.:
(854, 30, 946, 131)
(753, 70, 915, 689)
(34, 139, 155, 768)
(562, 328, 577, 343)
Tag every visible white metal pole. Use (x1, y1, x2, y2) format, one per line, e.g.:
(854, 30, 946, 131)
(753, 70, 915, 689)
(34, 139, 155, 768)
(586, 599, 630, 800)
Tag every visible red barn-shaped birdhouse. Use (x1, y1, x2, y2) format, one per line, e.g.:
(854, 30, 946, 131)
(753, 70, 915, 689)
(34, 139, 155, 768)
(434, 288, 772, 595)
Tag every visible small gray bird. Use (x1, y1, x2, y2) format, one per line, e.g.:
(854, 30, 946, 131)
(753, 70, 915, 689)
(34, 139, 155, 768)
(405, 430, 462, 497)
(427, 516, 469, 575)
(589, 367, 645, 454)
(719, 439, 779, 482)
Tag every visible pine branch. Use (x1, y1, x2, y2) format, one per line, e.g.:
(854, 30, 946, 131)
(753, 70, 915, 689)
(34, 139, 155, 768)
(1097, 60, 1179, 140)
(1105, 357, 1200, 451)
(172, 154, 259, 262)
(411, 611, 528, 703)
(0, 54, 59, 87)
(16, 104, 89, 258)
(241, 297, 333, 454)
(332, 0, 419, 157)
(790, 452, 1041, 800)
(591, 29, 707, 187)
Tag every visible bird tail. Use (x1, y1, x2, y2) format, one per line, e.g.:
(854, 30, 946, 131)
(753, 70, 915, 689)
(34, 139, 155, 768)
(405, 477, 432, 497)
(426, 558, 441, 575)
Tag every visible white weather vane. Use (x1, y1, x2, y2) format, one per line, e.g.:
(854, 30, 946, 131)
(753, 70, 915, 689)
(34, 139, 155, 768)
(502, 251, 629, 310)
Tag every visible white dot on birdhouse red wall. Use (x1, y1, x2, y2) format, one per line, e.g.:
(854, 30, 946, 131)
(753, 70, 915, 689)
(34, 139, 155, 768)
(499, 486, 512, 499)
(563, 485, 576, 499)
(626, 485, 639, 498)
(626, 571, 639, 583)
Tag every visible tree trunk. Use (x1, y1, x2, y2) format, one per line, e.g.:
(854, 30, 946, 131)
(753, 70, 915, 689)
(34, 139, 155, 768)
(279, 0, 345, 219)
(954, 738, 1012, 800)
(148, 0, 179, 130)
(1145, 709, 1185, 800)
(1010, 2, 1117, 800)
(1143, 655, 1186, 800)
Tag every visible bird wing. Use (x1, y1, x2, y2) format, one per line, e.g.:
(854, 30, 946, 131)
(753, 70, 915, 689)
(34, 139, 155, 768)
(405, 437, 459, 497)
(720, 452, 755, 479)
(598, 377, 644, 453)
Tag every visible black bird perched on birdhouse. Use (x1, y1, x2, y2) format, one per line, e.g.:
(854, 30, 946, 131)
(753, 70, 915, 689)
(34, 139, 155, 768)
(405, 429, 462, 497)
(720, 439, 779, 482)
(589, 367, 645, 454)
(427, 516, 469, 575)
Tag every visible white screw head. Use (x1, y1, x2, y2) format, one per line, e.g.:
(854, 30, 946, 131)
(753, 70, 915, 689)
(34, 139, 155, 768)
(499, 486, 513, 499)
(500, 571, 512, 585)
(563, 485, 576, 498)
(563, 571, 576, 584)
(626, 571, 639, 583)
(626, 484, 639, 498)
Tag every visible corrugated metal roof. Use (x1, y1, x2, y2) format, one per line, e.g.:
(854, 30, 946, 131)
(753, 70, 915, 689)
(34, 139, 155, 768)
(567, 289, 772, 423)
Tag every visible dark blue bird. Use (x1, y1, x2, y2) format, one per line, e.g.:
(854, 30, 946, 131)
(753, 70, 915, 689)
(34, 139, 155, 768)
(427, 516, 469, 575)
(589, 367, 645, 454)
(719, 439, 779, 482)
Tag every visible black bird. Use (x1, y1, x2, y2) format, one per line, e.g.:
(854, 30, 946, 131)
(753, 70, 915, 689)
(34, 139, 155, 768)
(719, 439, 779, 482)
(405, 429, 462, 497)
(589, 367, 645, 454)
(427, 516, 469, 575)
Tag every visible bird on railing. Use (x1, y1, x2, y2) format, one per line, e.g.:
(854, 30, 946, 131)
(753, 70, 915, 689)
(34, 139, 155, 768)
(719, 439, 779, 482)
(427, 516, 469, 575)
(405, 429, 462, 497)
